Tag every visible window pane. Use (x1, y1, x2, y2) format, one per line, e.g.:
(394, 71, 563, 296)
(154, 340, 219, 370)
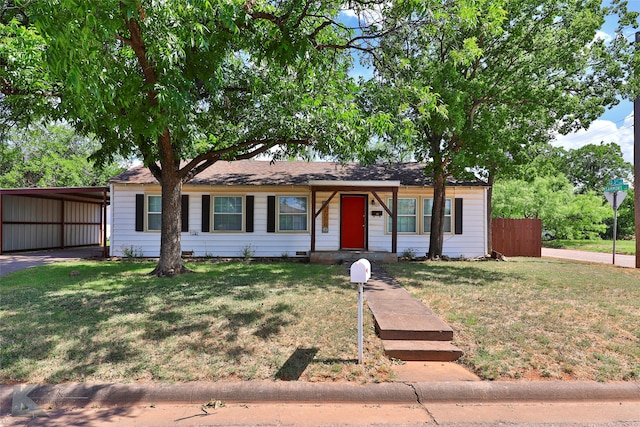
(424, 216, 432, 233)
(279, 196, 307, 231)
(280, 214, 307, 231)
(398, 216, 416, 233)
(148, 213, 161, 230)
(423, 198, 452, 233)
(148, 195, 162, 213)
(387, 198, 417, 233)
(214, 196, 242, 214)
(397, 199, 416, 215)
(214, 214, 242, 231)
(212, 196, 243, 231)
(443, 216, 452, 233)
(279, 196, 307, 214)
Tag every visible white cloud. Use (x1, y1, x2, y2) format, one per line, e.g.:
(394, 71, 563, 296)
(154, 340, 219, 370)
(552, 113, 635, 164)
(594, 30, 613, 43)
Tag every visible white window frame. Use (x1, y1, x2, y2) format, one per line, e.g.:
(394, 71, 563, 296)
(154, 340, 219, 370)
(387, 198, 417, 234)
(146, 194, 162, 232)
(212, 195, 244, 232)
(423, 198, 453, 234)
(278, 195, 309, 233)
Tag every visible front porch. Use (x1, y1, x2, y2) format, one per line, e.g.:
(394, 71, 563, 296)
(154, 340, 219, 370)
(310, 250, 398, 265)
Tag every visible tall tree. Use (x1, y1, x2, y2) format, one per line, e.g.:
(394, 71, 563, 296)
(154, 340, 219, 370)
(367, 0, 637, 259)
(559, 142, 632, 194)
(2, 1, 386, 276)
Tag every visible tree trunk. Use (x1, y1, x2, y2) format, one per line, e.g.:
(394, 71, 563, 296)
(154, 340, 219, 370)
(150, 168, 188, 277)
(486, 171, 495, 255)
(427, 170, 446, 259)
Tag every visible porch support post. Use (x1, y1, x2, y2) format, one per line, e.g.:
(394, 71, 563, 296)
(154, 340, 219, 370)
(311, 188, 317, 252)
(392, 187, 398, 254)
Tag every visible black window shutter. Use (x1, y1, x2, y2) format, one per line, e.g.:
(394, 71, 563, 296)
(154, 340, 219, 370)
(201, 195, 210, 232)
(245, 195, 254, 232)
(267, 196, 276, 233)
(135, 194, 144, 231)
(454, 198, 463, 235)
(181, 195, 189, 232)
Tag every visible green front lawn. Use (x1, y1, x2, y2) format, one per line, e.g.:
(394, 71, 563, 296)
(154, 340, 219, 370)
(385, 258, 640, 381)
(3, 257, 639, 384)
(543, 239, 636, 255)
(0, 261, 392, 384)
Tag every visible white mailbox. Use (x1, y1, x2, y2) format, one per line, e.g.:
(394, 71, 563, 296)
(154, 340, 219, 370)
(350, 258, 371, 283)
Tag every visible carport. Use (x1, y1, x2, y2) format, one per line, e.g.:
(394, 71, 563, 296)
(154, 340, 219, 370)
(0, 187, 109, 257)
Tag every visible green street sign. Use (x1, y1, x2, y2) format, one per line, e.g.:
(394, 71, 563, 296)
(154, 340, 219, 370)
(605, 184, 629, 192)
(609, 179, 624, 185)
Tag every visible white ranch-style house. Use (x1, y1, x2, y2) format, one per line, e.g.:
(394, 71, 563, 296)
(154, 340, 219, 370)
(109, 160, 490, 262)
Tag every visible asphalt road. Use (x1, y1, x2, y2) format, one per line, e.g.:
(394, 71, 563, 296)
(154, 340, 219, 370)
(0, 247, 104, 277)
(541, 247, 636, 268)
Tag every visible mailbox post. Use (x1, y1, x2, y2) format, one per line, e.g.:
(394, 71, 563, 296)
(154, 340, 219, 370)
(350, 258, 371, 365)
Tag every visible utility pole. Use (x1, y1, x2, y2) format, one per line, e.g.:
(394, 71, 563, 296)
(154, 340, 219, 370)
(635, 32, 640, 268)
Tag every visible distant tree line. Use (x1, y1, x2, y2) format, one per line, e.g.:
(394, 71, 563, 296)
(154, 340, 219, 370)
(0, 122, 128, 188)
(492, 142, 634, 240)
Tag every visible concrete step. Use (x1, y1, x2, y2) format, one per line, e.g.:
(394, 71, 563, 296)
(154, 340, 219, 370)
(373, 313, 454, 341)
(382, 340, 463, 362)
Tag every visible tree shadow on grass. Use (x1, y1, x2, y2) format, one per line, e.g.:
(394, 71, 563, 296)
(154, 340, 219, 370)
(385, 262, 523, 288)
(275, 347, 319, 381)
(0, 260, 327, 383)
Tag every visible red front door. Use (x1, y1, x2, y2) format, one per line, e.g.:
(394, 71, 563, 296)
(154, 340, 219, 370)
(341, 195, 366, 250)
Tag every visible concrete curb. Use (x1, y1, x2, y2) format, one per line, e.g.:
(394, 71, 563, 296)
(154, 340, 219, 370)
(0, 382, 415, 409)
(2, 381, 640, 410)
(413, 381, 640, 403)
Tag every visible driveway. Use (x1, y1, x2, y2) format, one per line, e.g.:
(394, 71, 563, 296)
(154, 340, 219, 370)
(0, 247, 104, 277)
(542, 247, 636, 268)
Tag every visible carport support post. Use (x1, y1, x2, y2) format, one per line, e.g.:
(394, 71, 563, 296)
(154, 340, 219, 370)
(358, 282, 363, 365)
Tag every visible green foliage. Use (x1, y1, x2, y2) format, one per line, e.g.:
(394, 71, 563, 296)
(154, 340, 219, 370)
(365, 0, 637, 257)
(559, 142, 632, 194)
(0, 122, 127, 187)
(493, 175, 609, 239)
(1, 0, 381, 274)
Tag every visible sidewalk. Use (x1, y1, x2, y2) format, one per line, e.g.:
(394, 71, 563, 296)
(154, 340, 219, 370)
(1, 381, 640, 426)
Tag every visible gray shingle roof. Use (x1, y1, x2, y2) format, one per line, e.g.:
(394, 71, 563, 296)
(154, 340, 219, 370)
(110, 160, 488, 187)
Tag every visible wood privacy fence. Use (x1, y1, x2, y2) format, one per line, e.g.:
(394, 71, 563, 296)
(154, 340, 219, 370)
(492, 218, 542, 257)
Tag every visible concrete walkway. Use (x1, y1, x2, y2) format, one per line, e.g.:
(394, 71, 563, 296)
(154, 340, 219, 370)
(542, 247, 636, 268)
(365, 265, 463, 361)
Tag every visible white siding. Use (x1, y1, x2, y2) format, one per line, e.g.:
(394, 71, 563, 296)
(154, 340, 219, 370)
(373, 187, 488, 258)
(110, 184, 488, 258)
(111, 184, 313, 258)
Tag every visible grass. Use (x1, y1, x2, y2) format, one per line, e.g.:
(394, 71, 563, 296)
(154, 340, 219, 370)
(0, 261, 393, 384)
(543, 239, 636, 255)
(385, 258, 640, 382)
